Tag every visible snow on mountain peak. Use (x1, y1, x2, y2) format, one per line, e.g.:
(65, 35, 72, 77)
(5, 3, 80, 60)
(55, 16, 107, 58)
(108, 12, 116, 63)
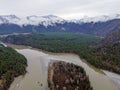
(0, 15, 65, 27)
(0, 15, 20, 24)
(25, 15, 65, 26)
(42, 15, 58, 18)
(70, 14, 120, 24)
(0, 14, 120, 26)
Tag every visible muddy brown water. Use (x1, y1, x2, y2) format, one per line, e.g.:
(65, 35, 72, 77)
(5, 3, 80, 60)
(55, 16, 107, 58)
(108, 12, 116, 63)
(9, 48, 119, 90)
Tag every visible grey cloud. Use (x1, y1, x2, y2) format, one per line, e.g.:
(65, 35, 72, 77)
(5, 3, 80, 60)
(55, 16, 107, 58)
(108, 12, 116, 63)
(0, 0, 119, 19)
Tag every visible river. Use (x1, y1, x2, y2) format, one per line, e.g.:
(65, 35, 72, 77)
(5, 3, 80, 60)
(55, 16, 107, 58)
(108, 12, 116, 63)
(8, 48, 120, 90)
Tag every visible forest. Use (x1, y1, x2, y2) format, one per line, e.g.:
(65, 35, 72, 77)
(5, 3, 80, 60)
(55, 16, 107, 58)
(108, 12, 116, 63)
(2, 32, 120, 74)
(0, 45, 27, 90)
(48, 61, 93, 90)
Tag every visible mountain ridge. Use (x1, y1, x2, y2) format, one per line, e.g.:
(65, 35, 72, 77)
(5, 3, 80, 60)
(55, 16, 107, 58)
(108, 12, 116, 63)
(0, 15, 66, 27)
(1, 14, 120, 26)
(0, 14, 120, 36)
(100, 29, 120, 46)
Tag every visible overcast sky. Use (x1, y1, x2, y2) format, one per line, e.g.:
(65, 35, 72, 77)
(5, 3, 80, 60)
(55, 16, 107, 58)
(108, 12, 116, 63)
(0, 0, 120, 19)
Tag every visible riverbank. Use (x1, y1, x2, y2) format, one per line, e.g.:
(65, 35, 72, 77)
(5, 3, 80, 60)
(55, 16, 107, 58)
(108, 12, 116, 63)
(3, 33, 120, 74)
(8, 76, 23, 90)
(9, 49, 49, 90)
(103, 70, 120, 90)
(4, 43, 120, 90)
(0, 44, 27, 90)
(8, 48, 119, 90)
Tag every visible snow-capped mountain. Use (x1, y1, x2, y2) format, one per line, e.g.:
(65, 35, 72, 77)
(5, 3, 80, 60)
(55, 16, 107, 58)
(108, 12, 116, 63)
(0, 15, 66, 27)
(25, 15, 66, 27)
(0, 15, 20, 24)
(1, 14, 120, 36)
(70, 14, 120, 23)
(0, 14, 120, 26)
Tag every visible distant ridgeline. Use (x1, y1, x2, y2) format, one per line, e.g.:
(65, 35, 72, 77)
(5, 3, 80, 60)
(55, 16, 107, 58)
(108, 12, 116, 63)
(0, 45, 27, 90)
(2, 32, 120, 74)
(0, 16, 120, 37)
(48, 61, 93, 90)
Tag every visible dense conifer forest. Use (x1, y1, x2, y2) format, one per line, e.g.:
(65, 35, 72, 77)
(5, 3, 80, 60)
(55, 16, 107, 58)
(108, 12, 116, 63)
(0, 45, 27, 90)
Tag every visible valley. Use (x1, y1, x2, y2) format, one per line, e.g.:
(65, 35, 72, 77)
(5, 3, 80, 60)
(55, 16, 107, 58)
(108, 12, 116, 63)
(0, 14, 120, 90)
(1, 0, 120, 90)
(7, 45, 119, 90)
(0, 15, 120, 37)
(2, 32, 120, 74)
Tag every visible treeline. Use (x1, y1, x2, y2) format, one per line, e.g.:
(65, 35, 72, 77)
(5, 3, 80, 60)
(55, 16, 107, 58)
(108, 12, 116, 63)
(0, 46, 27, 90)
(2, 33, 120, 74)
(2, 33, 100, 52)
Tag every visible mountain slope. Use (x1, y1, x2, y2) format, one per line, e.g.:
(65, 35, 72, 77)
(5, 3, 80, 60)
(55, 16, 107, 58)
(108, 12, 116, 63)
(0, 14, 120, 36)
(71, 14, 120, 23)
(0, 15, 65, 26)
(0, 15, 20, 24)
(96, 29, 120, 73)
(100, 29, 120, 45)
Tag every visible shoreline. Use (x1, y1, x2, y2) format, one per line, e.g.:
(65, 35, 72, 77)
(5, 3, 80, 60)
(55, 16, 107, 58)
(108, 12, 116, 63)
(103, 70, 120, 90)
(8, 76, 24, 90)
(5, 43, 104, 74)
(48, 61, 54, 90)
(6, 43, 120, 75)
(0, 43, 27, 90)
(6, 44, 120, 90)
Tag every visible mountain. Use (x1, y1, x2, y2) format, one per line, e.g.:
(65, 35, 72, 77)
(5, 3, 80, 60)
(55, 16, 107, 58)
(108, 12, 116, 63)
(0, 15, 20, 24)
(100, 29, 120, 46)
(95, 29, 120, 73)
(26, 15, 66, 26)
(0, 15, 66, 27)
(0, 14, 120, 36)
(70, 14, 120, 23)
(1, 14, 120, 26)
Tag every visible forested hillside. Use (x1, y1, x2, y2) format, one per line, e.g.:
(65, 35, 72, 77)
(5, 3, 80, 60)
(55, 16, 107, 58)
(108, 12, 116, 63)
(100, 29, 120, 45)
(2, 33, 120, 74)
(96, 29, 120, 73)
(0, 45, 27, 90)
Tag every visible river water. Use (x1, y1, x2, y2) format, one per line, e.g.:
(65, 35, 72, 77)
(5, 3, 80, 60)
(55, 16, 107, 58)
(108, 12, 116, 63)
(9, 49, 119, 90)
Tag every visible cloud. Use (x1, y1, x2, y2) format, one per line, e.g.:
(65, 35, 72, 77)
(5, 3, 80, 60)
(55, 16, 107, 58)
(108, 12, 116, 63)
(0, 0, 120, 19)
